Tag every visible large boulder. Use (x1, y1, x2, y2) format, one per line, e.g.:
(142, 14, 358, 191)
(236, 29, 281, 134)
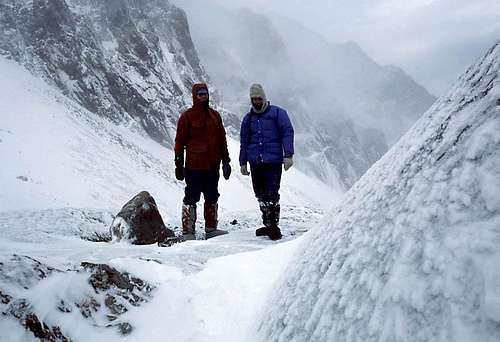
(110, 191, 174, 245)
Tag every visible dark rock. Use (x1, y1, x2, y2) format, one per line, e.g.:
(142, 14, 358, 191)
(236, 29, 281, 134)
(0, 290, 12, 305)
(82, 262, 145, 292)
(105, 294, 128, 315)
(57, 300, 72, 313)
(81, 231, 112, 243)
(157, 236, 182, 247)
(80, 262, 153, 306)
(497, 98, 500, 106)
(110, 191, 174, 245)
(0, 256, 153, 340)
(25, 313, 69, 341)
(109, 322, 133, 335)
(230, 219, 238, 225)
(5, 299, 70, 341)
(106, 314, 118, 322)
(78, 262, 153, 334)
(75, 297, 100, 319)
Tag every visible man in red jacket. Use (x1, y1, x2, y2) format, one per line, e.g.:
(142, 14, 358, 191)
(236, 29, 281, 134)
(174, 83, 231, 240)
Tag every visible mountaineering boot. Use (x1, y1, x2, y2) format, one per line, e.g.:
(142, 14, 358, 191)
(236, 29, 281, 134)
(204, 202, 228, 239)
(267, 225, 282, 240)
(255, 226, 269, 236)
(266, 202, 282, 240)
(182, 203, 196, 240)
(256, 201, 282, 240)
(256, 201, 271, 236)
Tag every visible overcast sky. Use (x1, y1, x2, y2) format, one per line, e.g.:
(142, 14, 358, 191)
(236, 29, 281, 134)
(205, 0, 500, 96)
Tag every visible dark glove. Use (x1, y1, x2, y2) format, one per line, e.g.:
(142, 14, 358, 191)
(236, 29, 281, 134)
(222, 163, 231, 180)
(240, 164, 250, 176)
(283, 156, 293, 171)
(175, 166, 184, 181)
(175, 154, 184, 181)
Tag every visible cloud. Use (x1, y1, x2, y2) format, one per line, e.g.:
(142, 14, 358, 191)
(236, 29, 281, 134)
(191, 0, 500, 95)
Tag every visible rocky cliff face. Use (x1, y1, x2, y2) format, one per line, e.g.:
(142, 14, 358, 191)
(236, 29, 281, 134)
(0, 0, 211, 146)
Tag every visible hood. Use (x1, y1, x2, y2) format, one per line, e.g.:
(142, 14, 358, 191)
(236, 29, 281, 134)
(192, 83, 209, 106)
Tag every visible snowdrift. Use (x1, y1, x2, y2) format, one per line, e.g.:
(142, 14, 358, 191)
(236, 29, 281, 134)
(258, 43, 500, 341)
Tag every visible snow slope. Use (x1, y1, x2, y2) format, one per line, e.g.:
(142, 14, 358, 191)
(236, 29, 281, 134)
(257, 43, 500, 341)
(0, 56, 338, 341)
(0, 56, 336, 216)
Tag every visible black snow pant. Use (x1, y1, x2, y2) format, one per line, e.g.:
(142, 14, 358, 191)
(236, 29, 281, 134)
(183, 168, 220, 205)
(249, 162, 282, 227)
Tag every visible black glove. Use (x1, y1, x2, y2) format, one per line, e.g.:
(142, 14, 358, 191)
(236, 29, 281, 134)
(222, 163, 231, 180)
(175, 154, 184, 181)
(175, 166, 184, 181)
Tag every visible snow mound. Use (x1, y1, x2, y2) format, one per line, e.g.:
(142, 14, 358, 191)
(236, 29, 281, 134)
(257, 43, 500, 341)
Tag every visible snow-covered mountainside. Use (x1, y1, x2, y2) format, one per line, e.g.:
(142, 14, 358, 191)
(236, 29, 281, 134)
(0, 54, 338, 341)
(272, 16, 436, 145)
(0, 55, 333, 220)
(177, 2, 435, 189)
(257, 43, 500, 341)
(0, 0, 223, 146)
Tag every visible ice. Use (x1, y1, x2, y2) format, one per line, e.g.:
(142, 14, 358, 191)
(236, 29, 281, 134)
(257, 43, 500, 341)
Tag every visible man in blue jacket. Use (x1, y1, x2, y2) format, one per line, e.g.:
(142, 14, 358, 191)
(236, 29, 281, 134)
(239, 84, 294, 240)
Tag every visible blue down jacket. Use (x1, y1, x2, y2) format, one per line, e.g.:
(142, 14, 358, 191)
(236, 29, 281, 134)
(239, 104, 294, 165)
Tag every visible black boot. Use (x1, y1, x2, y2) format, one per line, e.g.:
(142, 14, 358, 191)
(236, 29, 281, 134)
(267, 202, 282, 240)
(256, 202, 270, 236)
(267, 225, 282, 240)
(256, 201, 282, 240)
(255, 226, 269, 236)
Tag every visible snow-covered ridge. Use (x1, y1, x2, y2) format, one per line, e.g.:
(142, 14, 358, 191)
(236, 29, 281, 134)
(258, 42, 500, 341)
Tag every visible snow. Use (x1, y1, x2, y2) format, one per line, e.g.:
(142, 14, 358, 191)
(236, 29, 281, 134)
(110, 216, 131, 242)
(0, 55, 338, 341)
(0, 56, 335, 216)
(257, 43, 500, 341)
(117, 237, 302, 341)
(4, 22, 497, 342)
(0, 317, 36, 342)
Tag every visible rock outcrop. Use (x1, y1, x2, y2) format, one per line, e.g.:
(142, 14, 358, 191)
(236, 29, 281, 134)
(110, 191, 175, 245)
(0, 0, 216, 146)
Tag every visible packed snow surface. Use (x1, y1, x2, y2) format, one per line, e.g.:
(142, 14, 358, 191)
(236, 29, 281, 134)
(258, 43, 500, 341)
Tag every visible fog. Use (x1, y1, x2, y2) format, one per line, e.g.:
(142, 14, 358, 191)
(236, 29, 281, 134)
(175, 0, 434, 139)
(179, 0, 500, 96)
(171, 0, 440, 189)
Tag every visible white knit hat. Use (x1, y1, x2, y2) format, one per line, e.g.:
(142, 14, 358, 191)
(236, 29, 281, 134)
(250, 83, 267, 101)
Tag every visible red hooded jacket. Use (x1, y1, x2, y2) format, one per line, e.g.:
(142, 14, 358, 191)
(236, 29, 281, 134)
(174, 83, 230, 170)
